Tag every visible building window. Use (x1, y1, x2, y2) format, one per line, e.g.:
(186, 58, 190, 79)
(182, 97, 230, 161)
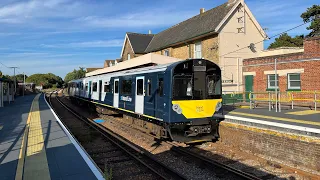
(127, 53, 131, 60)
(267, 74, 279, 89)
(194, 42, 202, 58)
(92, 82, 97, 92)
(147, 80, 152, 96)
(104, 82, 110, 93)
(288, 73, 301, 90)
(164, 50, 169, 56)
(121, 79, 132, 95)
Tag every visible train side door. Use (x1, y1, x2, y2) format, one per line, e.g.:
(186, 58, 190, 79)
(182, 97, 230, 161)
(135, 76, 145, 114)
(113, 79, 119, 108)
(156, 74, 164, 120)
(98, 80, 102, 101)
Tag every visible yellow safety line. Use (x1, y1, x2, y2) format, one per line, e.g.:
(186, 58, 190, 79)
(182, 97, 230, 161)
(229, 111, 320, 126)
(15, 95, 35, 180)
(286, 110, 320, 116)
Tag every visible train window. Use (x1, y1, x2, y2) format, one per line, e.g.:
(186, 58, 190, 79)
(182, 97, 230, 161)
(158, 78, 163, 97)
(85, 83, 88, 91)
(104, 82, 110, 93)
(137, 79, 143, 95)
(92, 82, 97, 92)
(121, 80, 132, 95)
(207, 75, 221, 98)
(172, 75, 192, 100)
(147, 80, 152, 96)
(114, 81, 119, 93)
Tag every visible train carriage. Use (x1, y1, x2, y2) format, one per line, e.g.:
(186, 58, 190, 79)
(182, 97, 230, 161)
(68, 58, 222, 143)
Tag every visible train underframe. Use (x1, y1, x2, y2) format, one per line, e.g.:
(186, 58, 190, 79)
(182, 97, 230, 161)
(70, 96, 220, 143)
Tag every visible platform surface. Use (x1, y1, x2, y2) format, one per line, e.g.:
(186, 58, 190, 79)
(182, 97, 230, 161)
(220, 105, 320, 135)
(0, 94, 101, 180)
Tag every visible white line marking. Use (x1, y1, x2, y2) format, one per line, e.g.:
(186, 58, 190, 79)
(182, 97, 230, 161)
(215, 114, 320, 134)
(43, 94, 104, 180)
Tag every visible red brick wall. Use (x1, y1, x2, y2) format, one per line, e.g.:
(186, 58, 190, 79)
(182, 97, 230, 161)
(304, 36, 320, 55)
(243, 37, 320, 93)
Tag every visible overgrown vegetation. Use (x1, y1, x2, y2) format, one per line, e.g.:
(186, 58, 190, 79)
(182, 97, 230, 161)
(26, 73, 63, 89)
(64, 67, 86, 86)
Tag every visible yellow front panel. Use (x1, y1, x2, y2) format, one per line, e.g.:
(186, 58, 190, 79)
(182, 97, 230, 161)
(172, 99, 222, 119)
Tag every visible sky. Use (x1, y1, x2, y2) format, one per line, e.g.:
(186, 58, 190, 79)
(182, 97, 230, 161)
(0, 0, 317, 78)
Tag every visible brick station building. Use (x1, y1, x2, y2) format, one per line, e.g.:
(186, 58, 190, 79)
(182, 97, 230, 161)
(242, 36, 320, 106)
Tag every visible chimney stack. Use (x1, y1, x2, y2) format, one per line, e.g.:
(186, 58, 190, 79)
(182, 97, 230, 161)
(200, 8, 205, 14)
(148, 30, 152, 34)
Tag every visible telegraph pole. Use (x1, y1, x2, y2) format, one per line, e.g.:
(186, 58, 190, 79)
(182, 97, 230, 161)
(23, 72, 25, 96)
(9, 67, 19, 95)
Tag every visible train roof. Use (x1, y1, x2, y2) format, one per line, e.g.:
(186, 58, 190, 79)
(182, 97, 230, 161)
(85, 53, 182, 77)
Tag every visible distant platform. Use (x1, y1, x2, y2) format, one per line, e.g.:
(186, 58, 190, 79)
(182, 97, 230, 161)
(0, 94, 103, 180)
(216, 105, 320, 137)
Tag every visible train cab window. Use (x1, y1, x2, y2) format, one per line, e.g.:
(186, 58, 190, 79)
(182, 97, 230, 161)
(85, 83, 88, 91)
(114, 81, 119, 93)
(137, 79, 143, 95)
(207, 75, 221, 97)
(92, 82, 97, 92)
(104, 82, 110, 93)
(173, 75, 192, 100)
(147, 80, 152, 96)
(158, 78, 164, 97)
(121, 80, 132, 95)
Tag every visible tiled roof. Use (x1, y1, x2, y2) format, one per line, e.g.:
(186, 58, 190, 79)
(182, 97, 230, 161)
(127, 33, 154, 54)
(145, 2, 234, 52)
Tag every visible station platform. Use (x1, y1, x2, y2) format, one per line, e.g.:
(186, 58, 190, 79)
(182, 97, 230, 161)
(0, 94, 103, 180)
(217, 105, 320, 137)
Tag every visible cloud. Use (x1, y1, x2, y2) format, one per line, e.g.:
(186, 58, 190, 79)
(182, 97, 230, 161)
(41, 40, 123, 48)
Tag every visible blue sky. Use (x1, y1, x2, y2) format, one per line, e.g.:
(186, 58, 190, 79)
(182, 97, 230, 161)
(0, 0, 317, 78)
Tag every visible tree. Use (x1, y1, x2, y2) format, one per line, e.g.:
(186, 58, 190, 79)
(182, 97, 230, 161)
(268, 33, 304, 49)
(26, 73, 64, 89)
(11, 74, 28, 82)
(0, 71, 2, 78)
(64, 67, 86, 86)
(301, 5, 320, 37)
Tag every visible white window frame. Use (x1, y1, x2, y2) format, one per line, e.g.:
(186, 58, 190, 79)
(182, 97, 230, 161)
(288, 73, 301, 90)
(164, 49, 169, 56)
(127, 53, 130, 60)
(194, 42, 202, 58)
(267, 74, 279, 89)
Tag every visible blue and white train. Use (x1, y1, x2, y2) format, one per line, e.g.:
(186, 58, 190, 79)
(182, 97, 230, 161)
(68, 59, 222, 143)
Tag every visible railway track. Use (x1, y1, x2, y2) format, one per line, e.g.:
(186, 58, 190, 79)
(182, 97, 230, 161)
(47, 92, 186, 180)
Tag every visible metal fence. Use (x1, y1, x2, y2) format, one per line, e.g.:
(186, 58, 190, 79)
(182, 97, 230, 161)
(222, 91, 319, 111)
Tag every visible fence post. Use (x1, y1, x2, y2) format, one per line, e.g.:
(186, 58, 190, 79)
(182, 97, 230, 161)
(249, 91, 252, 109)
(315, 91, 317, 111)
(268, 92, 271, 111)
(291, 92, 294, 109)
(279, 92, 281, 112)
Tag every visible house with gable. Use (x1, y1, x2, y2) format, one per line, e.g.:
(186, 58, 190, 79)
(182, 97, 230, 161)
(119, 0, 267, 92)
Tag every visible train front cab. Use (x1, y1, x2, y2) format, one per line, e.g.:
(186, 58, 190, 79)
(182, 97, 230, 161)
(167, 59, 222, 143)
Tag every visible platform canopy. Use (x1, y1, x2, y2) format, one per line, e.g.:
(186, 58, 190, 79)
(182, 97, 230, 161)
(85, 53, 182, 77)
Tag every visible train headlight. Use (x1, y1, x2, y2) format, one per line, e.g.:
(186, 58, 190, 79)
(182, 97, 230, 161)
(215, 102, 222, 112)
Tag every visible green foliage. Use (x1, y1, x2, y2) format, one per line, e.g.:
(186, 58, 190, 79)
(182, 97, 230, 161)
(104, 164, 113, 180)
(64, 67, 86, 85)
(10, 74, 28, 82)
(268, 33, 304, 49)
(301, 5, 320, 37)
(0, 71, 2, 78)
(26, 73, 63, 89)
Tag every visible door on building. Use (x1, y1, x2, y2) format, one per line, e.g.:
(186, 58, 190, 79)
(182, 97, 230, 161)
(245, 75, 253, 102)
(113, 79, 119, 108)
(98, 80, 102, 101)
(135, 77, 145, 114)
(156, 74, 164, 120)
